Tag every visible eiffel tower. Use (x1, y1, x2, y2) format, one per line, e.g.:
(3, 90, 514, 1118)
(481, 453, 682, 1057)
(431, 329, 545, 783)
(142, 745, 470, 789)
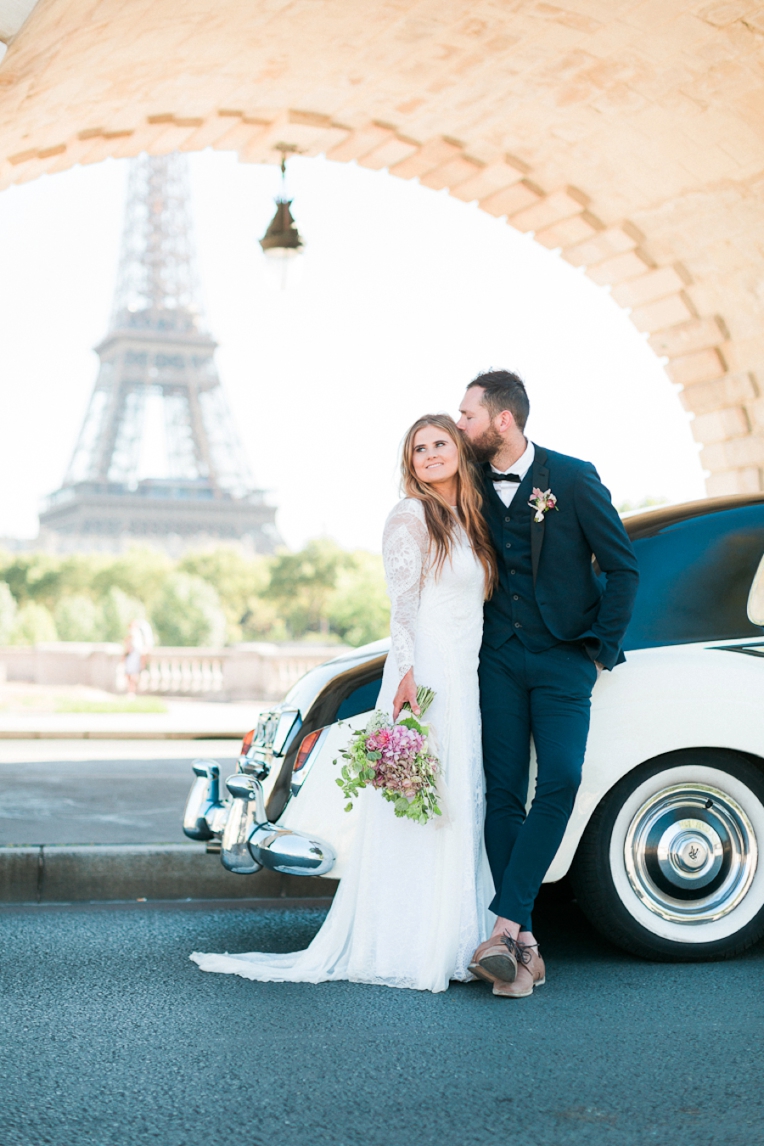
(39, 153, 280, 554)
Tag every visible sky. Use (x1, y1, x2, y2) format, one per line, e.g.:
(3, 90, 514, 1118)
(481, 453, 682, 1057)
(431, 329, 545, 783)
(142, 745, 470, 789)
(0, 148, 706, 553)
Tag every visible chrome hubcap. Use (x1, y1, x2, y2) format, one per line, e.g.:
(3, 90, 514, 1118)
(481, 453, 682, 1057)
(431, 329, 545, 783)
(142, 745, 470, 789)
(624, 783, 757, 923)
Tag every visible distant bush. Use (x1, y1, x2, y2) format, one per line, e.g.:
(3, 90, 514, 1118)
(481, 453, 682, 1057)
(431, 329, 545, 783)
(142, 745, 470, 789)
(0, 538, 392, 648)
(53, 595, 103, 642)
(11, 602, 57, 644)
(0, 582, 17, 645)
(151, 572, 227, 647)
(327, 551, 389, 648)
(100, 587, 146, 643)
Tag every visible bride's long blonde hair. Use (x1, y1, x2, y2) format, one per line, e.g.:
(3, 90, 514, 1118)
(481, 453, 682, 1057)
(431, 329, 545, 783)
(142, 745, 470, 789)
(401, 414, 497, 599)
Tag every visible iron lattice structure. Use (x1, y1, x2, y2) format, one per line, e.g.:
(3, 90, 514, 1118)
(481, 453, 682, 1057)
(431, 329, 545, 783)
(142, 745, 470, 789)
(40, 153, 279, 553)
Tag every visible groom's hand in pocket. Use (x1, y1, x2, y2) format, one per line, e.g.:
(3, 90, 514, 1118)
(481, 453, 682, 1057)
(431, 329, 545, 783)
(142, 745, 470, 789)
(393, 668, 420, 720)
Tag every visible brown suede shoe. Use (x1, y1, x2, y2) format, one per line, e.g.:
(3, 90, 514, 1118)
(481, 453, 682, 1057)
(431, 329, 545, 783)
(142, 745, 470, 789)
(468, 934, 532, 984)
(492, 947, 546, 998)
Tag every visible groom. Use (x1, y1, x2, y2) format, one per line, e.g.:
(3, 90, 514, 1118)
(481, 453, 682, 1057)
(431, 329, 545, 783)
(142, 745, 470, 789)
(457, 370, 639, 998)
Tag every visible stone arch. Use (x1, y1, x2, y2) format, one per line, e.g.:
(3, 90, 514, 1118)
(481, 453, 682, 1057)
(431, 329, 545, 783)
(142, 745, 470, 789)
(1, 2, 762, 497)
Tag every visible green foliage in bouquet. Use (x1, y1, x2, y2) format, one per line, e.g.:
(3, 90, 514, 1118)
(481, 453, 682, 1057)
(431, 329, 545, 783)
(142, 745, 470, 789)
(334, 686, 441, 825)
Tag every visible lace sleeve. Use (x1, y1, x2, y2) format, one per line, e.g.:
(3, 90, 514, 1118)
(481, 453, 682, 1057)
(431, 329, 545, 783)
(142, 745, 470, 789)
(382, 500, 430, 680)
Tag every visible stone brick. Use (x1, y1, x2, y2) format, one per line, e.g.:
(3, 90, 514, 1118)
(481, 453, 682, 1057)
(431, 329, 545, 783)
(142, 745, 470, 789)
(450, 159, 526, 203)
(666, 348, 727, 387)
(419, 154, 482, 191)
(357, 135, 418, 170)
(702, 437, 764, 471)
(480, 180, 542, 218)
(509, 187, 589, 234)
(180, 113, 257, 152)
(630, 294, 696, 333)
(146, 124, 204, 155)
(587, 249, 654, 286)
(327, 123, 394, 163)
(680, 372, 759, 415)
(706, 468, 763, 496)
(563, 226, 641, 268)
(649, 317, 727, 358)
(2, 0, 764, 497)
(208, 119, 266, 156)
(534, 212, 602, 250)
(690, 406, 750, 444)
(697, 3, 756, 28)
(748, 397, 764, 431)
(259, 112, 351, 157)
(390, 137, 463, 180)
(612, 266, 690, 308)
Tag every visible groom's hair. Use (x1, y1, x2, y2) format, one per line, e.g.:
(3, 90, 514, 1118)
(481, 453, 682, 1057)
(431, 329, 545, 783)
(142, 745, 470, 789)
(468, 370, 529, 431)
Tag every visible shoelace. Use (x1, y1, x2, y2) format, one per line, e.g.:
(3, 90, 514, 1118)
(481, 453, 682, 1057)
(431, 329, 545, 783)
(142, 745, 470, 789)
(500, 935, 537, 966)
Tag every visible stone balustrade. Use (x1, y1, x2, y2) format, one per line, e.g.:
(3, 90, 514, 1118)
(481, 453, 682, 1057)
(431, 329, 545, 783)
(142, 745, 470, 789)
(0, 642, 345, 702)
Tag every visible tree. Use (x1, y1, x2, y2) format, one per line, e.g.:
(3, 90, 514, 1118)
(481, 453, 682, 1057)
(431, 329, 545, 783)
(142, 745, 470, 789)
(90, 547, 172, 608)
(10, 602, 57, 644)
(100, 587, 147, 642)
(0, 582, 17, 645)
(327, 552, 390, 647)
(265, 539, 350, 638)
(179, 547, 273, 642)
(150, 572, 227, 647)
(53, 595, 103, 642)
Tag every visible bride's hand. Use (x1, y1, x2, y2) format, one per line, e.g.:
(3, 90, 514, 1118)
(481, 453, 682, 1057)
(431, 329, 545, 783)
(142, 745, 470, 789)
(393, 668, 420, 720)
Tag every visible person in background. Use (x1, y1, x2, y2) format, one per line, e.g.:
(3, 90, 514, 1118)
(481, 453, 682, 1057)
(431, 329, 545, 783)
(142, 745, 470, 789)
(123, 617, 154, 696)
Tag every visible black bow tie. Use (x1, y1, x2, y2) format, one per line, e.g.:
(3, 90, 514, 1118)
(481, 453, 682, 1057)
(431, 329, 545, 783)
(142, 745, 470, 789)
(491, 472, 522, 483)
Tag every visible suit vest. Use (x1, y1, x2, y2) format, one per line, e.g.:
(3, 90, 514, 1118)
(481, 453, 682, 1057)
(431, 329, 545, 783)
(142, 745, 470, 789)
(482, 469, 559, 652)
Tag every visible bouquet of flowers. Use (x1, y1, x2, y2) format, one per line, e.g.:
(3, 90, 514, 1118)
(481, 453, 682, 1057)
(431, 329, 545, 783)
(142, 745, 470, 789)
(335, 686, 441, 825)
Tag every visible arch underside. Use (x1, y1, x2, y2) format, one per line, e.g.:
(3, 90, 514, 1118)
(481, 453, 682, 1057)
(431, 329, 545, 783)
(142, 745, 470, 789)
(1, 0, 764, 496)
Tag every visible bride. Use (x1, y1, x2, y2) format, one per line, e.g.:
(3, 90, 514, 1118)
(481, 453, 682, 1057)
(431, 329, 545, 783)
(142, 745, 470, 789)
(191, 414, 497, 992)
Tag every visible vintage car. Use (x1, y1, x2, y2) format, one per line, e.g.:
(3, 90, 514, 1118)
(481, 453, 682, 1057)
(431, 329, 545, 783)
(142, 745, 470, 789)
(184, 492, 764, 961)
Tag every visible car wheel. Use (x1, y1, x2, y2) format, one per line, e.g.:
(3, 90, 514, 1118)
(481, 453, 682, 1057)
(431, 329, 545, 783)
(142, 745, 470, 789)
(570, 750, 764, 961)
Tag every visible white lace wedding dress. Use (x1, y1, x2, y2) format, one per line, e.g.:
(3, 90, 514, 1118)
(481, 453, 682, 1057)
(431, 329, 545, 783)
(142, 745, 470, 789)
(191, 498, 494, 992)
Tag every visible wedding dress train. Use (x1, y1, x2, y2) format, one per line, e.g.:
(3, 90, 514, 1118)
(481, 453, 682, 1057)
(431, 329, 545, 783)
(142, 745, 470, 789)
(191, 498, 494, 992)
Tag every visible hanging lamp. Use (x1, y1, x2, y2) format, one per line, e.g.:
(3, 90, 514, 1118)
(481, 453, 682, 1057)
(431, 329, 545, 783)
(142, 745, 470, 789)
(259, 154, 305, 260)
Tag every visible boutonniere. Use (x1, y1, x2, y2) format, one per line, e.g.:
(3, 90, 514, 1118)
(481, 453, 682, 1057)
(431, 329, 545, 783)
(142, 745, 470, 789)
(529, 487, 558, 523)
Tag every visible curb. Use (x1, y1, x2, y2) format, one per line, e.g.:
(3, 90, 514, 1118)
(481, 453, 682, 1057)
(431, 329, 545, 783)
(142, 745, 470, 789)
(0, 844, 339, 904)
(0, 731, 243, 740)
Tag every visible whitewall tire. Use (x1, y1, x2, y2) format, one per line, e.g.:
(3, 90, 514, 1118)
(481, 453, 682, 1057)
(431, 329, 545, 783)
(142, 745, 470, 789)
(571, 750, 764, 961)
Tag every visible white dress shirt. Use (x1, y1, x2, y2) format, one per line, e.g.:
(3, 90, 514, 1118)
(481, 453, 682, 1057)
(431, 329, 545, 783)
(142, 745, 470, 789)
(490, 439, 535, 507)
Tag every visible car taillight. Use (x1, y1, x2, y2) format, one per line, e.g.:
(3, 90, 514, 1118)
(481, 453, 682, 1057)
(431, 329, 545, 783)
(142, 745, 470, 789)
(293, 728, 324, 772)
(240, 728, 255, 755)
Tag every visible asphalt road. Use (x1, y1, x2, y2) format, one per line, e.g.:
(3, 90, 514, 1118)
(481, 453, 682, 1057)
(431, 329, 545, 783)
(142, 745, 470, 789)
(2, 889, 763, 1146)
(0, 756, 236, 845)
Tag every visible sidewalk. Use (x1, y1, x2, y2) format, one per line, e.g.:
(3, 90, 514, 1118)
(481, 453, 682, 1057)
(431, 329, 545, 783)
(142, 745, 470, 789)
(0, 683, 268, 739)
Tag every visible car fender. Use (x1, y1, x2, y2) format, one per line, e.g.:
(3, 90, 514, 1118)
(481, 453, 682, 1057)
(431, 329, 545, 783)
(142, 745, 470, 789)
(548, 640, 764, 880)
(278, 714, 370, 880)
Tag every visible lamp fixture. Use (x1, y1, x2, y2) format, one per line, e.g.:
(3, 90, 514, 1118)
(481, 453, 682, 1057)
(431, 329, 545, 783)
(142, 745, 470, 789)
(259, 153, 305, 260)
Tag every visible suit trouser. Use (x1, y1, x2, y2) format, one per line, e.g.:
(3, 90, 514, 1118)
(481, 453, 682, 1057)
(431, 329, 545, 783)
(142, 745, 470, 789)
(479, 636, 597, 930)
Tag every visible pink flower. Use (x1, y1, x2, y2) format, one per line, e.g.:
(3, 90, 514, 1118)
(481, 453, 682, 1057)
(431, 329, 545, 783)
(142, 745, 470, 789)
(528, 487, 558, 524)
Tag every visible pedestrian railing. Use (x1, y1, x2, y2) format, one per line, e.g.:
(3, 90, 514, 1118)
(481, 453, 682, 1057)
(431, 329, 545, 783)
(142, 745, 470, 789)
(0, 641, 345, 702)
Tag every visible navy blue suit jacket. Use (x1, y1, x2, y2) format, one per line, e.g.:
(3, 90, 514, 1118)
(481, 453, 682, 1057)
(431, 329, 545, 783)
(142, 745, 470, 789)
(480, 445, 639, 669)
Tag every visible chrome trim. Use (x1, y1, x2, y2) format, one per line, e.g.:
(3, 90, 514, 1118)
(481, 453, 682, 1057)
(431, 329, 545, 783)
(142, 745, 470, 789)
(624, 783, 758, 924)
(220, 774, 264, 874)
(254, 710, 279, 748)
(182, 761, 223, 841)
(714, 640, 764, 659)
(248, 823, 336, 876)
(217, 771, 337, 877)
(271, 708, 301, 756)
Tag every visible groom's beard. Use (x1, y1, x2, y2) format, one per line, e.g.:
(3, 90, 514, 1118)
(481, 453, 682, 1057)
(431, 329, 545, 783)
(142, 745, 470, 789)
(468, 425, 505, 464)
